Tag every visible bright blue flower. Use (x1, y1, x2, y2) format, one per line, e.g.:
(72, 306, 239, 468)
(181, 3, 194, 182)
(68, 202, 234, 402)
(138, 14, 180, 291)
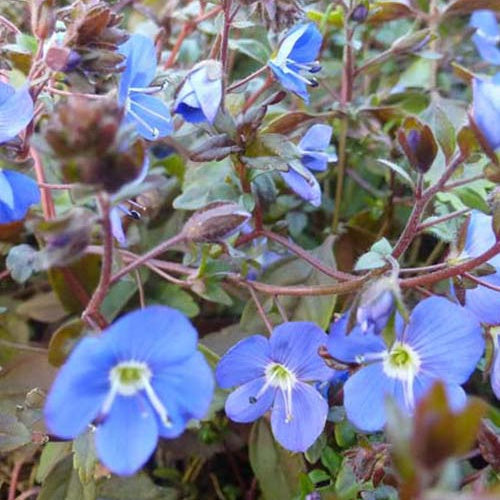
(216, 322, 333, 452)
(470, 10, 500, 65)
(118, 34, 173, 140)
(328, 297, 484, 432)
(473, 73, 500, 152)
(174, 60, 223, 124)
(0, 169, 40, 223)
(0, 82, 33, 143)
(280, 124, 336, 207)
(268, 23, 323, 103)
(44, 306, 214, 476)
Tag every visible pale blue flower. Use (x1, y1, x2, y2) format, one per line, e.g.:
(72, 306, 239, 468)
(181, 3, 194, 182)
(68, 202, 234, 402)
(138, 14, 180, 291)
(268, 23, 323, 103)
(118, 34, 172, 140)
(44, 306, 214, 475)
(280, 124, 336, 207)
(0, 169, 40, 223)
(174, 60, 223, 124)
(216, 322, 333, 452)
(328, 297, 484, 432)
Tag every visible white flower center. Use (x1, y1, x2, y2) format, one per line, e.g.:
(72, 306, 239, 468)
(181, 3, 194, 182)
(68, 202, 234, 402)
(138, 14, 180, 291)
(101, 360, 171, 427)
(383, 342, 421, 411)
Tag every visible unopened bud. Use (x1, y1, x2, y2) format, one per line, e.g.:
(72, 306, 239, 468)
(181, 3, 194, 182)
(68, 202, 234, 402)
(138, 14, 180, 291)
(183, 202, 251, 243)
(31, 0, 55, 40)
(397, 116, 437, 173)
(357, 278, 396, 335)
(350, 3, 369, 23)
(45, 46, 81, 72)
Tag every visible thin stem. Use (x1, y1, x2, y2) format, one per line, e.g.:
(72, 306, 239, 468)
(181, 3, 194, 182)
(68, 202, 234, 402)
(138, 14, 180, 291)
(30, 146, 55, 219)
(81, 195, 113, 328)
(241, 74, 273, 113)
(274, 296, 289, 322)
(417, 208, 469, 232)
(8, 461, 23, 500)
(135, 269, 146, 308)
(227, 66, 268, 92)
(261, 230, 355, 281)
(14, 488, 40, 500)
(462, 272, 500, 292)
(248, 285, 273, 334)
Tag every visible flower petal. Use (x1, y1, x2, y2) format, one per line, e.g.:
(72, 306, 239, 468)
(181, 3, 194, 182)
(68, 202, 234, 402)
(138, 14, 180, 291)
(299, 124, 333, 153)
(153, 351, 214, 422)
(271, 381, 327, 452)
(95, 394, 159, 476)
(44, 336, 114, 439)
(110, 206, 127, 247)
(128, 93, 172, 140)
(225, 377, 275, 423)
(216, 335, 271, 388)
(465, 273, 500, 325)
(279, 167, 321, 206)
(269, 322, 333, 382)
(268, 61, 309, 103)
(0, 85, 34, 143)
(0, 170, 14, 209)
(492, 348, 500, 399)
(343, 363, 396, 432)
(404, 297, 484, 384)
(463, 210, 500, 268)
(118, 34, 157, 99)
(472, 33, 500, 65)
(473, 76, 500, 151)
(301, 152, 330, 172)
(328, 313, 387, 363)
(102, 306, 198, 369)
(190, 62, 222, 124)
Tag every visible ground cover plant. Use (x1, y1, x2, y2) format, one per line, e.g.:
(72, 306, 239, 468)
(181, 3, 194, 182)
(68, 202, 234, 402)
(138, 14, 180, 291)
(0, 0, 499, 499)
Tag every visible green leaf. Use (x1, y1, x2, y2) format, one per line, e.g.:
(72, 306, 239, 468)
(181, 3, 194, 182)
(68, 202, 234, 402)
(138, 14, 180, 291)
(228, 38, 270, 64)
(96, 473, 179, 500)
(240, 236, 337, 331)
(17, 292, 67, 323)
(355, 238, 392, 271)
(101, 278, 139, 321)
(36, 442, 72, 483)
(443, 0, 500, 17)
(73, 431, 97, 485)
(150, 283, 200, 317)
(0, 408, 31, 452)
(38, 455, 95, 500)
(249, 419, 305, 500)
(454, 186, 490, 213)
(48, 318, 86, 367)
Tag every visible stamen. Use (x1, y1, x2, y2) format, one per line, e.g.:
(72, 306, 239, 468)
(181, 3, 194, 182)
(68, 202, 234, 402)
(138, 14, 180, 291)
(128, 84, 164, 94)
(142, 378, 172, 427)
(130, 97, 171, 125)
(126, 107, 160, 139)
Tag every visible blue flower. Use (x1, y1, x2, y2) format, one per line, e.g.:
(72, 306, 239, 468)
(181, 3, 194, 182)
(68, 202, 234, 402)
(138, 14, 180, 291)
(174, 60, 223, 124)
(470, 10, 500, 65)
(0, 169, 40, 223)
(473, 73, 500, 152)
(0, 82, 34, 143)
(216, 322, 333, 451)
(280, 124, 336, 206)
(268, 23, 323, 103)
(356, 279, 395, 335)
(118, 34, 173, 140)
(328, 297, 484, 432)
(44, 306, 214, 476)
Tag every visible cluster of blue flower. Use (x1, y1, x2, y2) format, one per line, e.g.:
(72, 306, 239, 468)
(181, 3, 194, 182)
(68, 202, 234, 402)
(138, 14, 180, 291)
(1, 11, 500, 480)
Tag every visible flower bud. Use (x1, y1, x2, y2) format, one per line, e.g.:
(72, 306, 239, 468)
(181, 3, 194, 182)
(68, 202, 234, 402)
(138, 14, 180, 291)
(45, 46, 81, 72)
(397, 116, 437, 173)
(31, 0, 55, 40)
(356, 279, 395, 335)
(182, 202, 251, 243)
(350, 3, 369, 23)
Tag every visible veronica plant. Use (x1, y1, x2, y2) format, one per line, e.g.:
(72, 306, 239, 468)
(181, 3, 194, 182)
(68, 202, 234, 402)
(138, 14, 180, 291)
(470, 10, 500, 65)
(44, 306, 214, 475)
(281, 124, 336, 206)
(328, 297, 484, 432)
(174, 60, 223, 124)
(216, 322, 333, 452)
(268, 22, 322, 103)
(0, 169, 40, 224)
(118, 34, 172, 140)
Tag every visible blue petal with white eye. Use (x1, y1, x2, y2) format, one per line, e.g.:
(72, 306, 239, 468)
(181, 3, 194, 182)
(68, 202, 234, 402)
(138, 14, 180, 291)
(269, 322, 333, 382)
(473, 75, 500, 151)
(0, 170, 40, 223)
(0, 84, 34, 143)
(271, 381, 327, 452)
